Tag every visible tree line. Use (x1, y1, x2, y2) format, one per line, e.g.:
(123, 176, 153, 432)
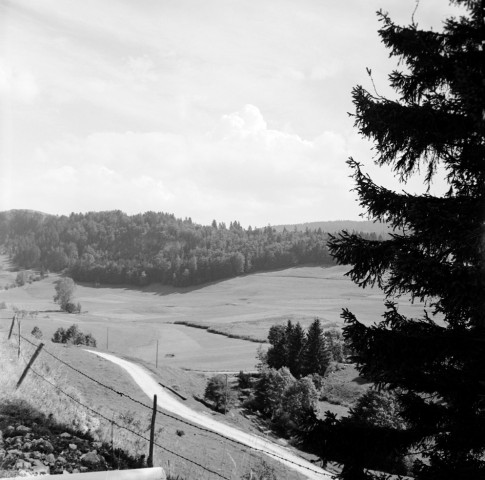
(0, 210, 383, 288)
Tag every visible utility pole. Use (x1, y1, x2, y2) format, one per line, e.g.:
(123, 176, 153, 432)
(156, 340, 159, 368)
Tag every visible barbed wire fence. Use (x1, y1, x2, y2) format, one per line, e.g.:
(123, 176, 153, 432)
(2, 314, 328, 480)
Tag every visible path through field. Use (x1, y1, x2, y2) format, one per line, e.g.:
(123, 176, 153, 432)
(86, 350, 333, 480)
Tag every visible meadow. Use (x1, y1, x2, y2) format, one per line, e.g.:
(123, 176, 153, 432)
(0, 255, 423, 372)
(0, 255, 394, 478)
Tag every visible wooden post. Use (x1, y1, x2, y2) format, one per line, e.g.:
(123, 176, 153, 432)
(147, 394, 157, 468)
(156, 340, 159, 368)
(16, 342, 44, 389)
(8, 314, 16, 340)
(17, 317, 21, 358)
(224, 374, 228, 415)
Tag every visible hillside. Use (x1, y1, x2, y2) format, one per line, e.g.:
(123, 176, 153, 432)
(0, 209, 333, 288)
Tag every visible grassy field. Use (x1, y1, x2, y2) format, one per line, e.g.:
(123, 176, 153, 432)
(0, 254, 423, 372)
(1, 331, 304, 480)
(0, 255, 386, 478)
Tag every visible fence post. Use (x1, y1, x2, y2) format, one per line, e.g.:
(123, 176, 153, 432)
(16, 342, 44, 389)
(17, 317, 21, 358)
(147, 394, 157, 467)
(8, 314, 16, 340)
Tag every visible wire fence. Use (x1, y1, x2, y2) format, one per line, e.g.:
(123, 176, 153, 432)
(5, 319, 328, 480)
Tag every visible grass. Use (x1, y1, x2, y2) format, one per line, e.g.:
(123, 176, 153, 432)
(0, 327, 302, 479)
(0, 261, 424, 372)
(318, 363, 372, 417)
(0, 256, 393, 478)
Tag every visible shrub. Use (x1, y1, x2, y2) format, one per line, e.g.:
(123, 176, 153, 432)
(204, 375, 236, 413)
(15, 271, 29, 287)
(51, 324, 96, 347)
(31, 326, 43, 339)
(64, 302, 82, 314)
(237, 370, 252, 389)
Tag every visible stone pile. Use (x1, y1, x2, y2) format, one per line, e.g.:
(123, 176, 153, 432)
(0, 423, 133, 476)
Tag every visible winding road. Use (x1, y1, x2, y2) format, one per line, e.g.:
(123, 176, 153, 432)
(86, 350, 333, 480)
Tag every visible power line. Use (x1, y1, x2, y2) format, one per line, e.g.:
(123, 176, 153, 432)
(17, 334, 327, 477)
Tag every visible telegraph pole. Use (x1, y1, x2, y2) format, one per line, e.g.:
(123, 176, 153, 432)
(156, 340, 159, 368)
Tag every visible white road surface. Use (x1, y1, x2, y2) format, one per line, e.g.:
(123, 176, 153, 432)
(86, 350, 333, 480)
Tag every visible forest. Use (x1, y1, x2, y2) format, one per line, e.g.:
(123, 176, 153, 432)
(0, 209, 379, 287)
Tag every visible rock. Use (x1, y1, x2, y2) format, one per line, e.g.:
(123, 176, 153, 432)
(42, 440, 54, 453)
(68, 443, 77, 451)
(15, 459, 31, 469)
(80, 451, 101, 465)
(22, 441, 32, 451)
(60, 432, 71, 438)
(57, 456, 67, 464)
(45, 453, 56, 464)
(5, 425, 15, 436)
(6, 448, 22, 456)
(33, 464, 50, 475)
(16, 425, 32, 434)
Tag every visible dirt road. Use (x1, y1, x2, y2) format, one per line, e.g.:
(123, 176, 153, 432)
(86, 350, 333, 480)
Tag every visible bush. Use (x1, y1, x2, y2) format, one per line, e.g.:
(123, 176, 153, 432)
(237, 370, 252, 389)
(31, 326, 43, 339)
(64, 302, 82, 314)
(51, 324, 97, 347)
(204, 375, 236, 413)
(15, 271, 29, 287)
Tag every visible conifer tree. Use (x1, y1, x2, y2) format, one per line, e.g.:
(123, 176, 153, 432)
(304, 2, 485, 478)
(287, 322, 307, 378)
(302, 318, 330, 377)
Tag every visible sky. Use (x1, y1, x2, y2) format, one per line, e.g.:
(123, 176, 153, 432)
(0, 0, 462, 227)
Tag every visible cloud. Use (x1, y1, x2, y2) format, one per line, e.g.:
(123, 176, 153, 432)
(13, 105, 358, 225)
(0, 60, 39, 103)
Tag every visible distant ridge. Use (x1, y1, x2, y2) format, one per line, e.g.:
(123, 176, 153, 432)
(273, 220, 392, 235)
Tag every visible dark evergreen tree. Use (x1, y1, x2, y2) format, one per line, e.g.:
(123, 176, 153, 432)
(304, 2, 485, 478)
(287, 321, 306, 378)
(302, 318, 330, 377)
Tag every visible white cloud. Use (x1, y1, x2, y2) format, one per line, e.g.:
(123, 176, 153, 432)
(0, 60, 39, 103)
(13, 105, 359, 225)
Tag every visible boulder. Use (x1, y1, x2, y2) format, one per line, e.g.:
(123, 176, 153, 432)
(16, 425, 32, 434)
(45, 453, 56, 464)
(80, 451, 102, 465)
